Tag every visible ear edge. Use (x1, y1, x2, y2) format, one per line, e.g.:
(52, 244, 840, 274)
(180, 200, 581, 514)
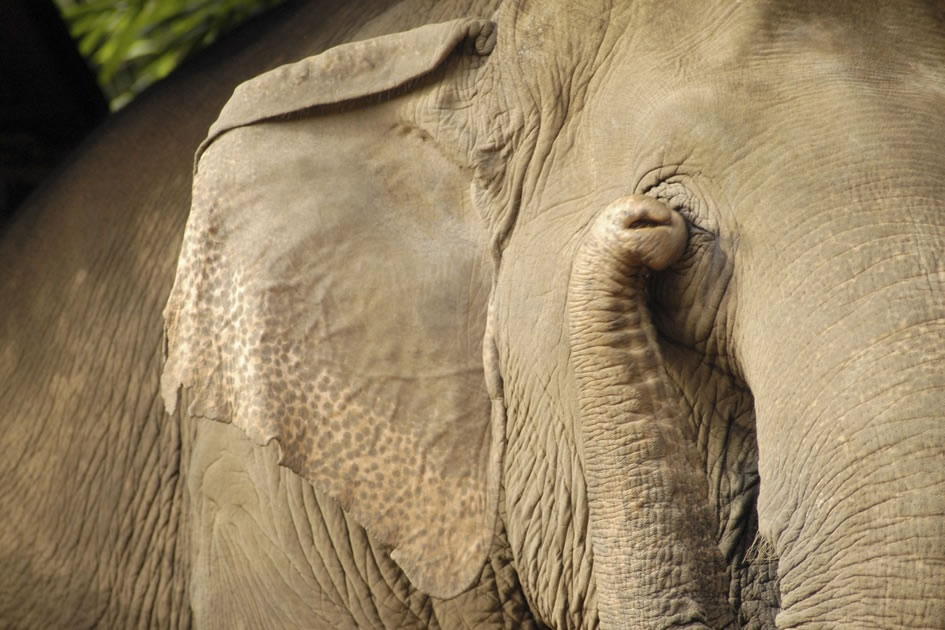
(193, 18, 495, 173)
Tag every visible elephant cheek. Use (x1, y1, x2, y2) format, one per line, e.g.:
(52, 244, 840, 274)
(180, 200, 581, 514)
(737, 217, 945, 627)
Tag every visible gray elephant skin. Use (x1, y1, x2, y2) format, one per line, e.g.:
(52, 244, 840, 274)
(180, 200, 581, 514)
(2, 1, 944, 628)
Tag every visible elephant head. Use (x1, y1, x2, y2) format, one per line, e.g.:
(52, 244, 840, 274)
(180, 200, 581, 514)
(163, 3, 945, 628)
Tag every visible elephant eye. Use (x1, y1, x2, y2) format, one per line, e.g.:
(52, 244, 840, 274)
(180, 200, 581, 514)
(683, 214, 714, 238)
(653, 196, 713, 240)
(644, 180, 720, 239)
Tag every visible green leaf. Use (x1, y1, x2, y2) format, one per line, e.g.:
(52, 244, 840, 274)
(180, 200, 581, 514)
(124, 38, 161, 60)
(57, 0, 290, 110)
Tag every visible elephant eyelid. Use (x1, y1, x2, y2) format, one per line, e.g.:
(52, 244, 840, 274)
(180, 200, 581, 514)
(669, 205, 713, 238)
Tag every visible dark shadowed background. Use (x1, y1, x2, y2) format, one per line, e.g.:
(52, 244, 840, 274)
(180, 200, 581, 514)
(1, 0, 283, 225)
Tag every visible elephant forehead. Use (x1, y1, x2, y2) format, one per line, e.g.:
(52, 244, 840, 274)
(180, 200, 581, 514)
(574, 3, 939, 157)
(578, 4, 945, 222)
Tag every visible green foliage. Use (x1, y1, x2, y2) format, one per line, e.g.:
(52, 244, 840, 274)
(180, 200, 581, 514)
(55, 0, 286, 110)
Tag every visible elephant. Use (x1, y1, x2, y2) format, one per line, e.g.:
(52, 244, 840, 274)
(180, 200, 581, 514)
(3, 0, 944, 628)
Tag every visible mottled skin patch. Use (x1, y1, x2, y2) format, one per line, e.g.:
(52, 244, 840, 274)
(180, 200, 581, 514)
(163, 18, 501, 599)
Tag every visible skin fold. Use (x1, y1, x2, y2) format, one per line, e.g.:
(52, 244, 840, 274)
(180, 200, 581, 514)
(3, 1, 944, 628)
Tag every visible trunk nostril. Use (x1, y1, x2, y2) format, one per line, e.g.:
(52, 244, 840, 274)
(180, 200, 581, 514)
(612, 195, 674, 230)
(596, 195, 688, 271)
(624, 216, 668, 229)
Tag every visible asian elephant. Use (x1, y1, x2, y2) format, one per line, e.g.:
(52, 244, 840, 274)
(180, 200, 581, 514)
(3, 0, 944, 628)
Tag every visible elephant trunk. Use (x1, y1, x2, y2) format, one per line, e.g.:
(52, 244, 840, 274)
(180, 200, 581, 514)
(567, 196, 735, 629)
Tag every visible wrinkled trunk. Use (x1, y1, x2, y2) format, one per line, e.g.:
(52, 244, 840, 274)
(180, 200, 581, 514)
(567, 196, 735, 629)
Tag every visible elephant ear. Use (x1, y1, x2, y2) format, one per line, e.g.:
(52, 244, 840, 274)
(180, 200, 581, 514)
(161, 18, 502, 598)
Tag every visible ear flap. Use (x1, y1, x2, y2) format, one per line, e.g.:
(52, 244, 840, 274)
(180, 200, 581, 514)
(162, 19, 501, 598)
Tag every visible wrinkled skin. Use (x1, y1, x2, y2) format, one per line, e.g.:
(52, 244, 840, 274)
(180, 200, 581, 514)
(3, 1, 945, 629)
